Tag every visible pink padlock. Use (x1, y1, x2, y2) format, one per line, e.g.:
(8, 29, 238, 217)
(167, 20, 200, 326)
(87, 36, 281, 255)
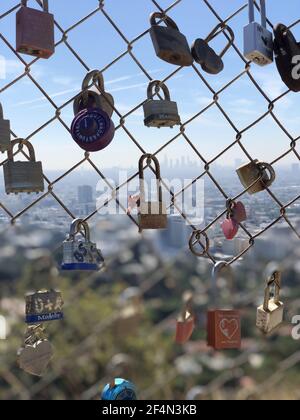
(221, 218, 239, 240)
(232, 201, 247, 223)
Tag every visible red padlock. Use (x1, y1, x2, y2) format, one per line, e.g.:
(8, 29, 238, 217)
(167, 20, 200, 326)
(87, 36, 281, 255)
(16, 0, 55, 59)
(207, 262, 242, 350)
(175, 292, 196, 345)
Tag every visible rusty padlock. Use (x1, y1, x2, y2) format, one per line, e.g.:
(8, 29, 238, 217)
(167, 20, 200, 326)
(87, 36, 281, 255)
(207, 262, 241, 350)
(0, 102, 11, 153)
(256, 271, 284, 335)
(149, 12, 193, 67)
(3, 139, 44, 194)
(175, 291, 196, 345)
(143, 80, 181, 128)
(192, 24, 235, 75)
(138, 154, 167, 232)
(16, 0, 55, 59)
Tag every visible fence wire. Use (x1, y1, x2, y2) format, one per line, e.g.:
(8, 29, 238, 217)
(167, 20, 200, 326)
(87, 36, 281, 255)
(0, 0, 300, 266)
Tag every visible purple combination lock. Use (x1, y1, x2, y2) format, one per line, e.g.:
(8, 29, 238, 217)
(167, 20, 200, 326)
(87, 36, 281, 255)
(71, 70, 115, 152)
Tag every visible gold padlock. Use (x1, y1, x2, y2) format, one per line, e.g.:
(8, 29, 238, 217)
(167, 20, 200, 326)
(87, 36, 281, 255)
(138, 154, 167, 232)
(256, 271, 284, 335)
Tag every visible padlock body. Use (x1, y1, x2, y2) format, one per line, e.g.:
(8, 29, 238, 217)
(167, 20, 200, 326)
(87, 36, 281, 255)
(0, 119, 11, 153)
(139, 201, 168, 230)
(16, 6, 54, 59)
(61, 239, 104, 271)
(143, 100, 181, 128)
(3, 161, 44, 194)
(244, 22, 273, 66)
(150, 26, 193, 67)
(256, 298, 284, 335)
(207, 310, 241, 350)
(25, 291, 63, 324)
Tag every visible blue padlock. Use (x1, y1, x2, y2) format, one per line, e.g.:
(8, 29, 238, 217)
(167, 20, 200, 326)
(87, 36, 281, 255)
(101, 378, 137, 401)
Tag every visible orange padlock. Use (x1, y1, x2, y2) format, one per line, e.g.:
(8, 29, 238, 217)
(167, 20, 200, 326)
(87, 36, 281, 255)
(207, 262, 241, 350)
(16, 0, 55, 59)
(175, 292, 196, 344)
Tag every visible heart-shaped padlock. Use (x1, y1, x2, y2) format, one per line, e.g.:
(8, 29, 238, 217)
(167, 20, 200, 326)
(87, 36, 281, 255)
(232, 201, 247, 223)
(18, 340, 54, 377)
(221, 218, 239, 240)
(71, 108, 115, 152)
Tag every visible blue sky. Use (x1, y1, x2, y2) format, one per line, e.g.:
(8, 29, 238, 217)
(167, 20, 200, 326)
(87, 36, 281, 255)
(1, 0, 300, 172)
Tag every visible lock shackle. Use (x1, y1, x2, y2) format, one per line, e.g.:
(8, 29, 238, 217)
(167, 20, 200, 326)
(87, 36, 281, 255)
(248, 0, 267, 29)
(150, 12, 179, 31)
(0, 102, 4, 119)
(69, 218, 91, 242)
(263, 271, 281, 312)
(147, 80, 171, 101)
(257, 161, 276, 188)
(81, 70, 105, 105)
(139, 154, 163, 204)
(206, 24, 235, 58)
(21, 0, 49, 12)
(211, 261, 233, 306)
(7, 139, 36, 162)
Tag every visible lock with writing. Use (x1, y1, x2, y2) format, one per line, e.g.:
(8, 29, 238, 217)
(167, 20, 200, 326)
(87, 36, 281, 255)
(192, 24, 235, 75)
(0, 102, 11, 153)
(149, 12, 193, 67)
(138, 154, 167, 232)
(207, 262, 242, 350)
(244, 0, 273, 66)
(3, 139, 44, 195)
(61, 218, 105, 271)
(71, 71, 115, 152)
(16, 0, 55, 59)
(143, 80, 181, 128)
(25, 290, 64, 324)
(256, 271, 284, 335)
(274, 24, 300, 92)
(102, 378, 137, 400)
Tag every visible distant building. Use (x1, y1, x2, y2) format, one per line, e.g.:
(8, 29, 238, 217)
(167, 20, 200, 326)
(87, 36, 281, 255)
(78, 185, 93, 204)
(159, 215, 190, 249)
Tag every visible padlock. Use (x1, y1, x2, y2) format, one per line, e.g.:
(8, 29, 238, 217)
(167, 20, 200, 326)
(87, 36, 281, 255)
(143, 80, 181, 128)
(138, 154, 167, 232)
(149, 12, 193, 67)
(3, 139, 44, 194)
(236, 160, 276, 194)
(207, 262, 242, 350)
(0, 102, 11, 153)
(221, 200, 247, 240)
(71, 72, 115, 152)
(61, 218, 105, 271)
(73, 70, 114, 118)
(256, 271, 284, 335)
(101, 378, 137, 401)
(175, 291, 196, 345)
(244, 0, 273, 66)
(25, 290, 64, 324)
(16, 0, 55, 59)
(191, 24, 235, 75)
(274, 24, 300, 92)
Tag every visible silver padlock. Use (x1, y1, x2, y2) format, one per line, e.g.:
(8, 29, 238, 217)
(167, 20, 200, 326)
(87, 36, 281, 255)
(256, 271, 284, 335)
(143, 81, 181, 128)
(3, 139, 44, 194)
(244, 0, 273, 66)
(0, 102, 11, 153)
(61, 219, 105, 271)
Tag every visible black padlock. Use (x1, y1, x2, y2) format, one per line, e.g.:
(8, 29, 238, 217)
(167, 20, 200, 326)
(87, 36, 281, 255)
(274, 24, 300, 92)
(149, 12, 193, 67)
(191, 24, 235, 75)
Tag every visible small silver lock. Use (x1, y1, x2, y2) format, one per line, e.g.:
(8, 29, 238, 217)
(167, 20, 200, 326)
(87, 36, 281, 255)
(3, 139, 44, 194)
(256, 271, 284, 335)
(0, 102, 11, 153)
(61, 219, 105, 272)
(143, 80, 181, 128)
(244, 0, 273, 66)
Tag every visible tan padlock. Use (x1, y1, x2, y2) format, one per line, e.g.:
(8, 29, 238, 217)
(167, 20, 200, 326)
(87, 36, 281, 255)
(138, 154, 168, 232)
(236, 159, 276, 194)
(3, 139, 44, 194)
(256, 271, 284, 335)
(175, 291, 196, 345)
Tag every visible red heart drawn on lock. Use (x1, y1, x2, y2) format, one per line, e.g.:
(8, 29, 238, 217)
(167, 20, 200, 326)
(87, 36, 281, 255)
(221, 218, 239, 240)
(219, 318, 239, 340)
(232, 201, 247, 223)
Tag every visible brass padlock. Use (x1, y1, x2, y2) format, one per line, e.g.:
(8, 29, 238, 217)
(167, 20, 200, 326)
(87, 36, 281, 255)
(139, 154, 167, 232)
(143, 80, 181, 128)
(149, 12, 193, 67)
(25, 290, 64, 324)
(16, 0, 55, 59)
(3, 139, 44, 195)
(0, 102, 11, 153)
(256, 271, 284, 335)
